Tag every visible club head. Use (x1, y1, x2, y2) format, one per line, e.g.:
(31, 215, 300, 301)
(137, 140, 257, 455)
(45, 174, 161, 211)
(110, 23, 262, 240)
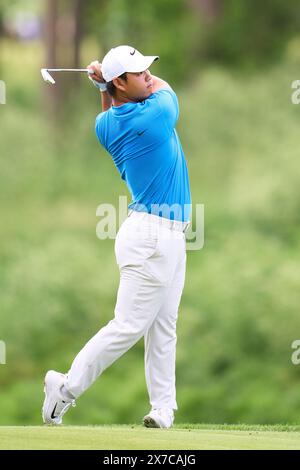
(41, 69, 55, 85)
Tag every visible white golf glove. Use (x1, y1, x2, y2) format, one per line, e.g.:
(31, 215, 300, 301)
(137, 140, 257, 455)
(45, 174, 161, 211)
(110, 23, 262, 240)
(87, 61, 107, 92)
(88, 73, 107, 91)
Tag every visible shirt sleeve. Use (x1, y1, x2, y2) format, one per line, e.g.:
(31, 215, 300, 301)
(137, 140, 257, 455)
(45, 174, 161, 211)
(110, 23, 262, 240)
(95, 112, 106, 147)
(146, 88, 179, 132)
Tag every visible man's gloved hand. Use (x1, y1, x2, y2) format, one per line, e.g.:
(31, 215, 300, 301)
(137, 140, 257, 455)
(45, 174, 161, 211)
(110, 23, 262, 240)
(87, 60, 107, 91)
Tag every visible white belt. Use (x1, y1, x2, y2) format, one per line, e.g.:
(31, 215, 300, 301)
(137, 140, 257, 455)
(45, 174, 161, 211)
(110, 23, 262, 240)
(127, 210, 190, 233)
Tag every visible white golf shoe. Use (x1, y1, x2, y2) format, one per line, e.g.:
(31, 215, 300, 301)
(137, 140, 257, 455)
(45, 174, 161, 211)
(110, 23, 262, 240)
(143, 408, 174, 429)
(42, 370, 76, 425)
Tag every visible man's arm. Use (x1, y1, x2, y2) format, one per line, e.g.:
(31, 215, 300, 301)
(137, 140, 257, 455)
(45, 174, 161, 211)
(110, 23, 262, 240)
(98, 74, 171, 109)
(87, 61, 112, 112)
(99, 89, 112, 112)
(151, 75, 173, 93)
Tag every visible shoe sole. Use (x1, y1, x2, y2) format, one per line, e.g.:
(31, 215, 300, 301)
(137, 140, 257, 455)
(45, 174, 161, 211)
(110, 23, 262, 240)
(143, 416, 160, 428)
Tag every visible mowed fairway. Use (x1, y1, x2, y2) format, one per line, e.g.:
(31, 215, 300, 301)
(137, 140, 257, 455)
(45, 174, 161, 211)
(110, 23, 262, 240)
(0, 425, 300, 450)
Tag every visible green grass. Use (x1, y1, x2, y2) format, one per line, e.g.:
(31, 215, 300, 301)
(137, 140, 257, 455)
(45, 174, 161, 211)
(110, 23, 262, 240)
(0, 425, 300, 450)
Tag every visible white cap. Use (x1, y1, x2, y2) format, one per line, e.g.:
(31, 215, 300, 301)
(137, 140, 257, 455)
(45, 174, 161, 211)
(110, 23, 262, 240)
(101, 45, 159, 82)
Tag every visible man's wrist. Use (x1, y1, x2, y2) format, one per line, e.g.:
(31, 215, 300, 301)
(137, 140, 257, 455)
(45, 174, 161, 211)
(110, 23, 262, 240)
(88, 75, 107, 91)
(98, 82, 108, 92)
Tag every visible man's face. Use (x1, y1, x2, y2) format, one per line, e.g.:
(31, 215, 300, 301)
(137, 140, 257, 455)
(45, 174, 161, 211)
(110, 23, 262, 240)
(118, 69, 153, 102)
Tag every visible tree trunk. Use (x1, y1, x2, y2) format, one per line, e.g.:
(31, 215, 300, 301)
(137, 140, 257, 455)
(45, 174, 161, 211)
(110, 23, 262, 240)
(73, 0, 84, 70)
(0, 9, 3, 37)
(187, 0, 222, 22)
(43, 0, 59, 115)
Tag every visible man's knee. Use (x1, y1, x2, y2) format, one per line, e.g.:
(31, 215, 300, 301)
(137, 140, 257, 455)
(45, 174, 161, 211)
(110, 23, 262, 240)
(110, 317, 149, 340)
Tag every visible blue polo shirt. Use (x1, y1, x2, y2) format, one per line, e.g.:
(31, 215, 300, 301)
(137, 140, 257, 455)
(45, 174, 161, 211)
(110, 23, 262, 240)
(95, 88, 191, 222)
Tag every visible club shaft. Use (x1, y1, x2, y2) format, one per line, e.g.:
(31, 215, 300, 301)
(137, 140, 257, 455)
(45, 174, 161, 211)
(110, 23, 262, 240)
(45, 69, 89, 73)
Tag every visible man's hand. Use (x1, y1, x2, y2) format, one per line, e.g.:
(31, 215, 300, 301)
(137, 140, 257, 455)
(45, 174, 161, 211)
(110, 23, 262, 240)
(87, 60, 112, 111)
(87, 60, 107, 91)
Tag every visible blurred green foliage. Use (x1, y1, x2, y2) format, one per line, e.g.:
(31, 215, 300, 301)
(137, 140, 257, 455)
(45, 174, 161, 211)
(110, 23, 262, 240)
(200, 0, 300, 67)
(0, 35, 300, 425)
(1, 0, 300, 81)
(84, 0, 300, 77)
(85, 0, 201, 83)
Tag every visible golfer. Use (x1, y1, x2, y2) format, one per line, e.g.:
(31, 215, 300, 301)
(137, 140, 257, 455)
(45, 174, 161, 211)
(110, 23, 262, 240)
(42, 45, 191, 428)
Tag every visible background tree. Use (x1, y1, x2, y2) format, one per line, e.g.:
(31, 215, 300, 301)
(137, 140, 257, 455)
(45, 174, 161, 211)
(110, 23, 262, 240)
(188, 0, 222, 22)
(43, 0, 58, 113)
(73, 0, 84, 70)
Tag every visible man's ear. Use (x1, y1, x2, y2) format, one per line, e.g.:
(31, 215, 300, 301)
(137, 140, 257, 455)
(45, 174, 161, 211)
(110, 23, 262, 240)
(113, 77, 127, 92)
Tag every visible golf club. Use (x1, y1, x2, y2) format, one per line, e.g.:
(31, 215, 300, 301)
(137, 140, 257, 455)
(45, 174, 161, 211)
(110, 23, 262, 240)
(41, 68, 91, 85)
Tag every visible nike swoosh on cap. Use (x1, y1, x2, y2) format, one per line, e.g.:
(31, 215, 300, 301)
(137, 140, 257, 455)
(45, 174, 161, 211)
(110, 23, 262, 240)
(130, 49, 136, 56)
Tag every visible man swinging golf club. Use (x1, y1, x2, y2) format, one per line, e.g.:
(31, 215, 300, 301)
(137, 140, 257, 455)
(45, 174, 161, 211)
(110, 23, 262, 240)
(42, 45, 191, 429)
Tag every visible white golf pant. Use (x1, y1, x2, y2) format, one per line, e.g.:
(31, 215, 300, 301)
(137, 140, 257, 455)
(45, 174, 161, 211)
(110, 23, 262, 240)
(66, 210, 187, 410)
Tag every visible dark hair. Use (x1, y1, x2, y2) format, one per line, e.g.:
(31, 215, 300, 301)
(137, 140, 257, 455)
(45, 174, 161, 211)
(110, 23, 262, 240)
(106, 72, 128, 97)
